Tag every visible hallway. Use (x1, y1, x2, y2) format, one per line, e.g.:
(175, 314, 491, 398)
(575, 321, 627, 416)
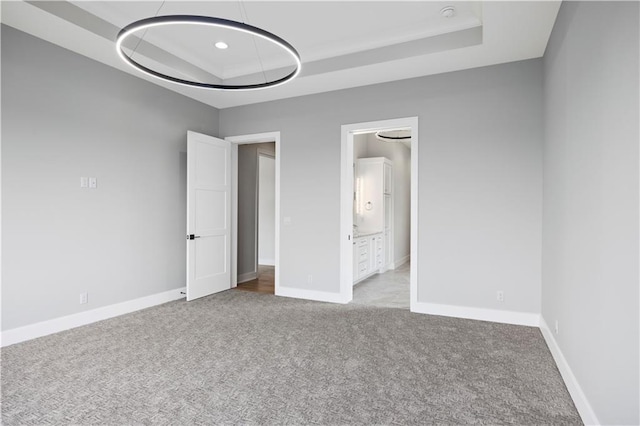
(235, 265, 275, 295)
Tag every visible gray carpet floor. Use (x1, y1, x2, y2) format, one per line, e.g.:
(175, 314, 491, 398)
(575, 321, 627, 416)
(1, 290, 581, 425)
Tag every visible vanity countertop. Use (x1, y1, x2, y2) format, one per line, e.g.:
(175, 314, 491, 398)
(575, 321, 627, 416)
(354, 230, 382, 238)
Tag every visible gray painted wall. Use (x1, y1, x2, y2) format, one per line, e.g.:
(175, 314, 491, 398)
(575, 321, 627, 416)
(542, 2, 639, 424)
(237, 142, 275, 277)
(221, 58, 543, 315)
(258, 155, 276, 265)
(1, 26, 219, 330)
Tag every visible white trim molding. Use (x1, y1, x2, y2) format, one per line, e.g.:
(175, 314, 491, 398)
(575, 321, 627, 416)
(1, 287, 186, 347)
(391, 255, 410, 270)
(539, 317, 600, 425)
(277, 286, 349, 304)
(412, 301, 541, 327)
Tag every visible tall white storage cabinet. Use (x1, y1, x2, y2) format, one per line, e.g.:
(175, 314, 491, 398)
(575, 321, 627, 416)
(354, 157, 393, 283)
(383, 161, 392, 269)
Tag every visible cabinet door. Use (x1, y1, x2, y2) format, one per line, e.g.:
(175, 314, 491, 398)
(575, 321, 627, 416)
(383, 163, 392, 194)
(358, 261, 368, 279)
(375, 235, 383, 269)
(384, 230, 392, 267)
(354, 238, 369, 280)
(368, 236, 377, 272)
(353, 241, 358, 283)
(356, 159, 385, 232)
(384, 194, 392, 230)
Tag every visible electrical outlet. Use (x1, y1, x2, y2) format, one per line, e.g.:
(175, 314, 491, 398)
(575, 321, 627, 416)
(307, 275, 313, 285)
(554, 320, 559, 335)
(79, 292, 88, 304)
(496, 291, 504, 302)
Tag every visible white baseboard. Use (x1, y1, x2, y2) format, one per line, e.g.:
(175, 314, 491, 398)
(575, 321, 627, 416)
(258, 258, 275, 266)
(391, 255, 410, 269)
(237, 271, 258, 284)
(539, 317, 600, 425)
(277, 286, 348, 304)
(1, 287, 186, 347)
(412, 301, 540, 327)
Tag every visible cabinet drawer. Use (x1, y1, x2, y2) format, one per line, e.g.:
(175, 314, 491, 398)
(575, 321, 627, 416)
(357, 239, 368, 247)
(358, 261, 368, 274)
(358, 250, 368, 262)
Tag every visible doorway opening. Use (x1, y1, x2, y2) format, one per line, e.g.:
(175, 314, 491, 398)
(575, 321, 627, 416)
(351, 130, 411, 308)
(340, 117, 418, 310)
(226, 132, 281, 295)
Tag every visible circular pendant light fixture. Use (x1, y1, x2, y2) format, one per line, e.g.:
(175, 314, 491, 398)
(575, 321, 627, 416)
(116, 15, 301, 91)
(375, 129, 411, 142)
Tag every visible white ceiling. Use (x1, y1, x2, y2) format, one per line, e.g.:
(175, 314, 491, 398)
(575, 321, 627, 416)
(1, 1, 561, 109)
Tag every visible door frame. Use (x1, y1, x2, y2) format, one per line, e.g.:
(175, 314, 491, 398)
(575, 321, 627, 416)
(340, 117, 419, 310)
(225, 132, 280, 294)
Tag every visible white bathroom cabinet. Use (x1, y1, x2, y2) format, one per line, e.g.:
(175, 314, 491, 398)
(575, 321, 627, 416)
(353, 233, 384, 284)
(353, 157, 393, 284)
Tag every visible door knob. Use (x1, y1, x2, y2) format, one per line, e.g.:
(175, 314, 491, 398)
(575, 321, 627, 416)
(187, 234, 201, 240)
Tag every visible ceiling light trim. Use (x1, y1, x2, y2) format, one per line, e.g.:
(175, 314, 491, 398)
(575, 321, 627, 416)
(116, 15, 301, 91)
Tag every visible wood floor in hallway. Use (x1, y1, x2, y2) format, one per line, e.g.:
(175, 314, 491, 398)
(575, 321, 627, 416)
(235, 265, 275, 294)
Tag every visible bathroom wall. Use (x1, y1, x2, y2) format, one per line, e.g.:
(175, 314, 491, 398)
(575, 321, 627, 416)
(364, 133, 411, 266)
(353, 133, 411, 267)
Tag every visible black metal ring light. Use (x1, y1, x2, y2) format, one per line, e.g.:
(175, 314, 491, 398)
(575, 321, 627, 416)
(375, 131, 411, 141)
(116, 15, 301, 91)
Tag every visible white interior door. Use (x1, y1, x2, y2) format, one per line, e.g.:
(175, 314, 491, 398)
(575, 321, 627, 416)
(186, 131, 231, 301)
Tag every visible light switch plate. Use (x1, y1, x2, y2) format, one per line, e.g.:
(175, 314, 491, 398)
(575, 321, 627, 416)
(89, 177, 97, 188)
(80, 177, 88, 188)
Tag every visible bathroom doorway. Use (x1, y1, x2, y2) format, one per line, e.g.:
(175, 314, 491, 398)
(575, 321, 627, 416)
(351, 130, 411, 308)
(340, 117, 419, 310)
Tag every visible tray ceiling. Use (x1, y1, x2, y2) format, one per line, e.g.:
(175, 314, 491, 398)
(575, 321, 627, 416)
(1, 1, 561, 109)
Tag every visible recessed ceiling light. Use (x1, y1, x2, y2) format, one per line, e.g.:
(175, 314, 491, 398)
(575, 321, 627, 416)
(440, 6, 456, 18)
(215, 41, 228, 50)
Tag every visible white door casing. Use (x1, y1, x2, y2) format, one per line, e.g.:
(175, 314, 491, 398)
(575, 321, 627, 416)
(340, 117, 418, 308)
(186, 131, 231, 301)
